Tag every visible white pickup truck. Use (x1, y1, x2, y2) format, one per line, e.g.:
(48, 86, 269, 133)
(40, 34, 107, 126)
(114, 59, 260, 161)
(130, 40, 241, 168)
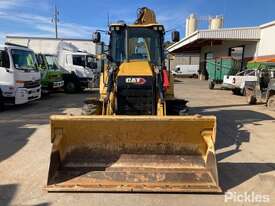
(223, 70, 258, 95)
(0, 43, 41, 110)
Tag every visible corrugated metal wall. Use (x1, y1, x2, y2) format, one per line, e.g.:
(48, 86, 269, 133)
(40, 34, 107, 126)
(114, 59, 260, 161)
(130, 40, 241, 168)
(170, 54, 200, 70)
(198, 28, 261, 40)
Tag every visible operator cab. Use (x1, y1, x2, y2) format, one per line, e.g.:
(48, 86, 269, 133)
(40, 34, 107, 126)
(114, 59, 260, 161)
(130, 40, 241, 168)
(109, 24, 165, 67)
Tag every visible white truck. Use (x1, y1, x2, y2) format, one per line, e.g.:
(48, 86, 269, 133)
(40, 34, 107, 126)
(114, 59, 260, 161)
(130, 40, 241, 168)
(0, 43, 41, 110)
(57, 42, 97, 93)
(223, 70, 258, 95)
(172, 65, 199, 78)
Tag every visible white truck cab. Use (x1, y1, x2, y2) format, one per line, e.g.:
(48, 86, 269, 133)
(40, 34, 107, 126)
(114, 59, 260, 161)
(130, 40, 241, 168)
(0, 43, 41, 110)
(57, 42, 97, 93)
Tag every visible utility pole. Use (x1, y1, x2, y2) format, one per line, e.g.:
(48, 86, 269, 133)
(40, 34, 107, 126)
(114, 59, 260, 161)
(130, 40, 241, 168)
(52, 5, 59, 39)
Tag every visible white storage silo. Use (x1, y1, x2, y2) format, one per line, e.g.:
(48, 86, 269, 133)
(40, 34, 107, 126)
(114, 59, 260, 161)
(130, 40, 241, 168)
(209, 16, 224, 30)
(185, 14, 198, 36)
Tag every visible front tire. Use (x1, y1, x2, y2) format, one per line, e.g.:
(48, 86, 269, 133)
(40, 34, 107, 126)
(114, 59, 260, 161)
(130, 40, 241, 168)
(209, 81, 215, 90)
(65, 81, 77, 93)
(232, 88, 240, 95)
(0, 102, 4, 112)
(247, 94, 257, 105)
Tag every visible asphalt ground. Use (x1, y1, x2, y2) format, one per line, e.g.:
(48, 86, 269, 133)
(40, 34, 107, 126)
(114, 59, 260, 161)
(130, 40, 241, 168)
(0, 78, 274, 206)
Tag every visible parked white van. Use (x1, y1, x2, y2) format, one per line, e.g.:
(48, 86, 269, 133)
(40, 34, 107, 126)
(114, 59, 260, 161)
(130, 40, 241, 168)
(0, 43, 41, 110)
(172, 65, 199, 77)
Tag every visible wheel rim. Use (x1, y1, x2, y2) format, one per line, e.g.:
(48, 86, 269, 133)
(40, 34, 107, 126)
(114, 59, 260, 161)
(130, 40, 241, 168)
(66, 82, 75, 92)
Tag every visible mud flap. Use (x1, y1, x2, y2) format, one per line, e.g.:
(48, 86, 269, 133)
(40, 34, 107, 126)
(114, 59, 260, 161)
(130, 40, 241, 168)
(46, 115, 221, 193)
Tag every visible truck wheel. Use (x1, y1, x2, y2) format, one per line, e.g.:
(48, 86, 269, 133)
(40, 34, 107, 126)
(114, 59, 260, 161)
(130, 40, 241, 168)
(209, 81, 215, 90)
(232, 89, 239, 95)
(247, 94, 257, 105)
(267, 95, 275, 111)
(0, 92, 4, 112)
(241, 88, 246, 96)
(65, 81, 77, 93)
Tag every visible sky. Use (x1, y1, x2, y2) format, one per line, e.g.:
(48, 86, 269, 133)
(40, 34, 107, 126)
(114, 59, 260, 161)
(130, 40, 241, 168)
(0, 0, 275, 44)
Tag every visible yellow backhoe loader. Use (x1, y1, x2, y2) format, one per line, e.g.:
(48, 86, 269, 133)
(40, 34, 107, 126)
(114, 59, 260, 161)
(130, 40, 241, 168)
(46, 7, 221, 193)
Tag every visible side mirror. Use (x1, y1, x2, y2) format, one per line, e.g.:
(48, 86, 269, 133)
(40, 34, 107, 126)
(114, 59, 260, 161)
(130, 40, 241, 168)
(35, 54, 43, 65)
(172, 31, 180, 42)
(98, 53, 113, 62)
(92, 32, 101, 43)
(0, 51, 10, 68)
(88, 62, 97, 70)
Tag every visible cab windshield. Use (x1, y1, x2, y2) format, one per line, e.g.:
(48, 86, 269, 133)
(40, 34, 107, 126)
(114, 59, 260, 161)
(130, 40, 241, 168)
(72, 55, 86, 67)
(11, 49, 37, 71)
(110, 27, 163, 65)
(72, 55, 96, 68)
(45, 55, 59, 70)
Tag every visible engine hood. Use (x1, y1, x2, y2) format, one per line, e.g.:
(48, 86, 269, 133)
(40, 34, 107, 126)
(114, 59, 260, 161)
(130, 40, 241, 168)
(118, 61, 153, 77)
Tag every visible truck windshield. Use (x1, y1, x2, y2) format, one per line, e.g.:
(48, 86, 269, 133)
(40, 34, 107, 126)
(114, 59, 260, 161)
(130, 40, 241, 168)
(72, 55, 86, 67)
(110, 27, 163, 65)
(45, 55, 59, 70)
(11, 49, 37, 71)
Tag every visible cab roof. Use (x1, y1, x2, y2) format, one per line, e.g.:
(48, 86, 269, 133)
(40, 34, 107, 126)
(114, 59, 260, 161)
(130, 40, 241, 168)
(110, 23, 164, 29)
(0, 44, 33, 52)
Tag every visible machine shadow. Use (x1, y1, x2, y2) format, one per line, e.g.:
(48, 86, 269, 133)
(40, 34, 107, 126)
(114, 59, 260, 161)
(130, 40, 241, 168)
(189, 107, 274, 154)
(0, 184, 18, 206)
(0, 184, 51, 206)
(0, 92, 90, 163)
(218, 162, 275, 191)
(189, 106, 275, 191)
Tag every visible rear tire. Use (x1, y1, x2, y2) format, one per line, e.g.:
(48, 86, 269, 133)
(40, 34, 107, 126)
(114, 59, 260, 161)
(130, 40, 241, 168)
(232, 89, 240, 95)
(209, 81, 215, 90)
(241, 88, 246, 96)
(246, 88, 257, 104)
(267, 95, 275, 111)
(65, 81, 77, 93)
(0, 102, 4, 112)
(247, 94, 257, 105)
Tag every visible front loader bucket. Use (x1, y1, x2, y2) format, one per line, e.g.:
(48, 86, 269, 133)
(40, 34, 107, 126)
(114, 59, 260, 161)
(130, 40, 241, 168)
(47, 115, 221, 193)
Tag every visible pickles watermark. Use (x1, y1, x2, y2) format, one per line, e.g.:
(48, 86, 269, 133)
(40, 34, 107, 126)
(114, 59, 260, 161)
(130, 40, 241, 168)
(225, 192, 270, 203)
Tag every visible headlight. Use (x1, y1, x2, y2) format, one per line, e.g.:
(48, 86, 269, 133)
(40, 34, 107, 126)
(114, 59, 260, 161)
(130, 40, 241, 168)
(8, 86, 15, 91)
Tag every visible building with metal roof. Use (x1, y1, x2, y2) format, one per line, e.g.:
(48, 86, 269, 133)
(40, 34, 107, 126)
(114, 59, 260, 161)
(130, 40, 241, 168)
(167, 20, 275, 79)
(167, 27, 260, 53)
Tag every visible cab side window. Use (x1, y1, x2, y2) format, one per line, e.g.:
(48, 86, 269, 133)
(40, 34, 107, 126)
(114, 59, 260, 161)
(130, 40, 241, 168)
(36, 54, 45, 70)
(0, 50, 10, 68)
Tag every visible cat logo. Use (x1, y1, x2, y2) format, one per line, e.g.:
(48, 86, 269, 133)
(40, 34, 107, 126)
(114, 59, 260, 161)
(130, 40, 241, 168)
(125, 77, 146, 85)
